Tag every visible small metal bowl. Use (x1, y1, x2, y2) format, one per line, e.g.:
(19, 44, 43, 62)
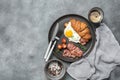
(88, 7, 104, 27)
(44, 59, 66, 80)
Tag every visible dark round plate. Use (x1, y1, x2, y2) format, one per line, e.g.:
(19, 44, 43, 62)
(48, 14, 96, 62)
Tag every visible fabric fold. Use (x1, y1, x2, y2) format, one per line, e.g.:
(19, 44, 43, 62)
(67, 23, 120, 80)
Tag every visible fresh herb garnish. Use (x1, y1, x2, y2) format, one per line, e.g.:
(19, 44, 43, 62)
(55, 49, 60, 53)
(79, 44, 87, 52)
(73, 43, 87, 52)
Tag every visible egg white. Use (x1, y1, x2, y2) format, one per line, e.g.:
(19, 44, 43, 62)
(64, 22, 81, 43)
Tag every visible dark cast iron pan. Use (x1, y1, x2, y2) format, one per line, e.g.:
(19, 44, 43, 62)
(48, 14, 96, 62)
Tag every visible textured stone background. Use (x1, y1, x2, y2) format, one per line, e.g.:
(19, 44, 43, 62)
(0, 0, 120, 80)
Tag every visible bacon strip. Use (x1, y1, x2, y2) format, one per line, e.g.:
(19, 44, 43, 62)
(63, 43, 83, 58)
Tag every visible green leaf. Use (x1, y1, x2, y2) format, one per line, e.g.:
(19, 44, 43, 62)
(55, 49, 60, 53)
(79, 44, 87, 52)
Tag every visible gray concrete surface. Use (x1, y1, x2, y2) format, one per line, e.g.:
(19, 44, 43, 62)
(0, 0, 120, 80)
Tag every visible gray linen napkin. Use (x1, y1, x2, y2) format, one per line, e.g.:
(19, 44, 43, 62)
(67, 23, 120, 80)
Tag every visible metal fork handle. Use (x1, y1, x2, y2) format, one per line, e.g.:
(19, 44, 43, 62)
(45, 40, 57, 62)
(44, 41, 52, 60)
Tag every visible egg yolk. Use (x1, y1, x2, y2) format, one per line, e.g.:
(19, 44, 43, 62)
(65, 30, 73, 37)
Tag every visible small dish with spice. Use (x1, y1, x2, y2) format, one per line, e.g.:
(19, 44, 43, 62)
(44, 59, 66, 80)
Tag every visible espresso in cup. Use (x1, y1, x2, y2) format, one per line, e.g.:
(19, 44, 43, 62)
(89, 7, 104, 24)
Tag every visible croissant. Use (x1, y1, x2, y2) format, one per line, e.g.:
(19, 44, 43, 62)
(70, 18, 76, 27)
(70, 18, 92, 45)
(80, 22, 87, 31)
(83, 33, 91, 40)
(79, 28, 90, 36)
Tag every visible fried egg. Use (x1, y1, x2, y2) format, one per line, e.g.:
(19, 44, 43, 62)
(64, 22, 81, 43)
